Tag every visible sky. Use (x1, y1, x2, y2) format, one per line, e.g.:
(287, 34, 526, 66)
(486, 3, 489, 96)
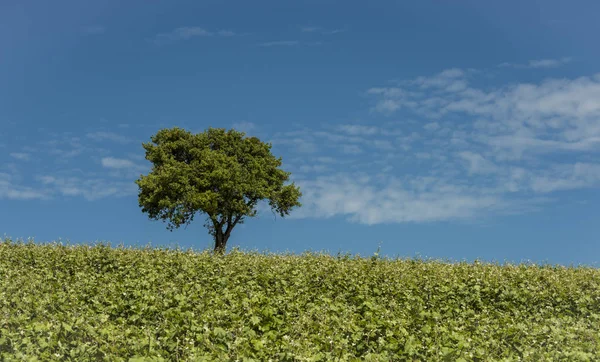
(1, 0, 599, 265)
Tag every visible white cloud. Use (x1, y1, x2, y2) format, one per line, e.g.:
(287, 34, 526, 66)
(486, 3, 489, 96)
(38, 175, 137, 201)
(101, 157, 136, 169)
(458, 151, 499, 175)
(423, 122, 440, 131)
(298, 164, 329, 173)
(15, 64, 596, 220)
(0, 173, 47, 200)
(368, 69, 600, 157)
(301, 26, 320, 33)
(292, 174, 505, 225)
(301, 26, 346, 34)
(232, 121, 256, 134)
(412, 68, 468, 91)
(499, 57, 572, 69)
(324, 29, 346, 35)
(257, 40, 325, 47)
(86, 132, 132, 144)
(373, 99, 403, 114)
(314, 131, 365, 145)
(10, 153, 30, 161)
(42, 135, 86, 160)
(338, 124, 379, 136)
(415, 152, 431, 160)
(277, 67, 600, 225)
(258, 40, 300, 47)
(367, 87, 406, 98)
(372, 140, 394, 151)
(528, 58, 571, 68)
(100, 157, 148, 179)
(153, 27, 235, 44)
(217, 30, 236, 37)
(340, 144, 362, 154)
(271, 135, 318, 153)
(0, 137, 139, 202)
(367, 88, 419, 115)
(528, 163, 600, 193)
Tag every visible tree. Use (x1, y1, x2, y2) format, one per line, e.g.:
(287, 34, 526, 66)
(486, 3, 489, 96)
(135, 127, 302, 253)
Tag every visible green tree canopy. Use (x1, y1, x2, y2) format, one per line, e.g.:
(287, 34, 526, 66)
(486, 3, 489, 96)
(135, 127, 301, 253)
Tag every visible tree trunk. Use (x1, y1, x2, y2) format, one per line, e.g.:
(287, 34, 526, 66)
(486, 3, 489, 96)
(213, 229, 229, 254)
(212, 214, 240, 254)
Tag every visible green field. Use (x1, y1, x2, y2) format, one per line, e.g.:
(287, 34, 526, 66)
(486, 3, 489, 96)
(1, 239, 599, 361)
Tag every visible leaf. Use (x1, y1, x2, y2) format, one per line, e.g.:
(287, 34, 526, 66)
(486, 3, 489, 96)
(250, 316, 260, 325)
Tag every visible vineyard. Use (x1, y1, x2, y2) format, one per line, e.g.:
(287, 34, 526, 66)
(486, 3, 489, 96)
(1, 239, 599, 361)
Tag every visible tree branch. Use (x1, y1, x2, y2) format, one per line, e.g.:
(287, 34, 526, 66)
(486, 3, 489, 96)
(245, 197, 258, 210)
(223, 213, 243, 239)
(209, 215, 223, 234)
(233, 214, 243, 226)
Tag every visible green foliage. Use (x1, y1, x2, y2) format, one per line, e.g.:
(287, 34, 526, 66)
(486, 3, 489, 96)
(135, 127, 301, 252)
(1, 238, 599, 361)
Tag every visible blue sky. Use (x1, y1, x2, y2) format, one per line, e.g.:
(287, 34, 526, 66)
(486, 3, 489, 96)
(1, 0, 599, 265)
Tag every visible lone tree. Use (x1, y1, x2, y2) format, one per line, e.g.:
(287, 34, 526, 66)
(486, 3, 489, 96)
(136, 127, 302, 253)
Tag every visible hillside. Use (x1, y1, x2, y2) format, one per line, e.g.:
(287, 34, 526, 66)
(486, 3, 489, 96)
(1, 239, 599, 361)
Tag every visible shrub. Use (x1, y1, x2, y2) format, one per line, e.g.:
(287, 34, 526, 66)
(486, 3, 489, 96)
(1, 238, 599, 361)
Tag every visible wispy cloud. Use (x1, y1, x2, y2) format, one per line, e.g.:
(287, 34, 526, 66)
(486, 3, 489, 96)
(86, 131, 132, 144)
(301, 26, 346, 35)
(0, 173, 48, 200)
(337, 124, 379, 136)
(42, 135, 87, 160)
(152, 27, 236, 45)
(423, 122, 440, 131)
(275, 137, 318, 153)
(101, 157, 148, 179)
(340, 144, 363, 155)
(301, 26, 320, 33)
(291, 173, 506, 225)
(270, 67, 600, 225)
(231, 121, 256, 134)
(8, 64, 597, 223)
(10, 153, 30, 161)
(1, 171, 139, 202)
(367, 68, 600, 157)
(258, 40, 300, 47)
(101, 157, 137, 169)
(324, 29, 346, 35)
(499, 57, 572, 69)
(457, 151, 499, 175)
(216, 30, 236, 37)
(38, 175, 137, 201)
(1, 134, 143, 201)
(529, 163, 600, 193)
(298, 164, 329, 173)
